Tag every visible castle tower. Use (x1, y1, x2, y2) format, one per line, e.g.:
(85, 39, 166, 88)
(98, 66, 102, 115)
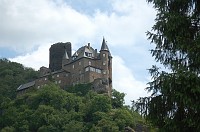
(100, 37, 112, 92)
(49, 42, 71, 71)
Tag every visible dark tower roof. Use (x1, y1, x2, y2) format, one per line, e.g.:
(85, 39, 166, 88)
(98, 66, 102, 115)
(63, 50, 69, 60)
(100, 37, 112, 57)
(100, 37, 110, 51)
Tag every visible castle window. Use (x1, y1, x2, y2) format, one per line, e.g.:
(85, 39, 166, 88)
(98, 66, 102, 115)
(73, 65, 75, 69)
(44, 78, 47, 80)
(96, 69, 101, 73)
(90, 67, 95, 72)
(103, 62, 106, 65)
(88, 53, 92, 57)
(79, 61, 81, 65)
(66, 73, 68, 77)
(58, 80, 61, 84)
(79, 70, 82, 74)
(85, 67, 89, 72)
(89, 61, 91, 65)
(57, 74, 59, 77)
(85, 52, 92, 57)
(103, 53, 106, 57)
(37, 86, 40, 89)
(103, 71, 106, 74)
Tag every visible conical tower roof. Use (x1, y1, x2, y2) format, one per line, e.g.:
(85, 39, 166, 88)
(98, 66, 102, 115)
(101, 37, 110, 51)
(100, 37, 112, 57)
(63, 50, 69, 60)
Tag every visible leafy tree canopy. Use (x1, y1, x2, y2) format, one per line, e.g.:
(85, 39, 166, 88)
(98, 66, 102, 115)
(0, 83, 150, 131)
(0, 58, 153, 131)
(0, 58, 39, 99)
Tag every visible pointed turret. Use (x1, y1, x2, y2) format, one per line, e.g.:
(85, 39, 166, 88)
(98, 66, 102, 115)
(100, 37, 112, 57)
(74, 51, 78, 57)
(99, 37, 112, 95)
(100, 37, 109, 51)
(63, 50, 69, 60)
(62, 50, 69, 67)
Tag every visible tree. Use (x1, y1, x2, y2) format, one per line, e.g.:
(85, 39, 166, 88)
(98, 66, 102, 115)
(111, 89, 125, 109)
(0, 58, 39, 99)
(136, 0, 200, 131)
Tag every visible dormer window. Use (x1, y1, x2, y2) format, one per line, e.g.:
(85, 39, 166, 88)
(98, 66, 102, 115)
(85, 52, 92, 57)
(88, 53, 92, 57)
(72, 52, 78, 60)
(72, 56, 76, 60)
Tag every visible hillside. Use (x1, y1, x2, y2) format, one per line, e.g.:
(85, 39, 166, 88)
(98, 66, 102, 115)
(0, 58, 39, 99)
(0, 59, 153, 132)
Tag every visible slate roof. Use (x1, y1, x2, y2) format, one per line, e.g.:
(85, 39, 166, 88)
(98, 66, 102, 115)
(63, 49, 69, 60)
(101, 37, 109, 51)
(69, 38, 111, 62)
(17, 81, 35, 91)
(100, 38, 112, 57)
(72, 45, 96, 60)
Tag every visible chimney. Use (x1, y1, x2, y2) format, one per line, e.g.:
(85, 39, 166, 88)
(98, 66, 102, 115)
(95, 49, 97, 57)
(88, 43, 90, 49)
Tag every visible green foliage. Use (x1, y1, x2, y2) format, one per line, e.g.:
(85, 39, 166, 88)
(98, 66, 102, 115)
(111, 89, 125, 109)
(0, 83, 148, 131)
(0, 59, 151, 131)
(66, 83, 92, 96)
(62, 120, 85, 132)
(135, 0, 200, 131)
(0, 58, 39, 99)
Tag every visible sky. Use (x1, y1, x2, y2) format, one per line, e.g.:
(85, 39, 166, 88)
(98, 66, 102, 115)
(0, 0, 157, 105)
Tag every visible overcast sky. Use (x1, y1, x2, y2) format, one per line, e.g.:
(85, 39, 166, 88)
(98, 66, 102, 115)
(0, 0, 157, 105)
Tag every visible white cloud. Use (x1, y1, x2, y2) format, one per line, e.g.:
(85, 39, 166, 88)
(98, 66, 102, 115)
(113, 55, 150, 105)
(91, 0, 156, 47)
(0, 0, 155, 52)
(0, 0, 95, 52)
(9, 44, 49, 70)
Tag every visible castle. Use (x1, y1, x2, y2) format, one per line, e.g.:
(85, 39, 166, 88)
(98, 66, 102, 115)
(17, 38, 112, 95)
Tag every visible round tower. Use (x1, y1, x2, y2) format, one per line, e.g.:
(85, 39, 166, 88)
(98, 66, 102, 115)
(100, 38, 112, 93)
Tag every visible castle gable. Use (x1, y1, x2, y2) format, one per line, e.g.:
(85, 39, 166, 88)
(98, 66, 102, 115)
(71, 43, 97, 61)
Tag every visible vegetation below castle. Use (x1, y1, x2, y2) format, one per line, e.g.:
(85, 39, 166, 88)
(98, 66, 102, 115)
(0, 59, 153, 131)
(0, 58, 39, 100)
